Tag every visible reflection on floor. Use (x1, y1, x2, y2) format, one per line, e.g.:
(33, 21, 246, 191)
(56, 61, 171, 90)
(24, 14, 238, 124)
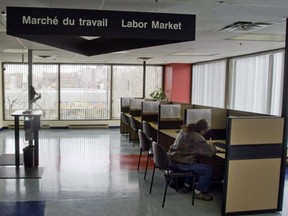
(0, 128, 287, 216)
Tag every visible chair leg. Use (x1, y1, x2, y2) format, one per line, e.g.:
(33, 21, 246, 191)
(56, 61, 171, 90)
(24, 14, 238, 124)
(133, 130, 136, 147)
(129, 128, 132, 143)
(144, 153, 149, 180)
(137, 149, 142, 171)
(192, 174, 196, 206)
(149, 164, 156, 194)
(162, 175, 169, 208)
(175, 177, 178, 192)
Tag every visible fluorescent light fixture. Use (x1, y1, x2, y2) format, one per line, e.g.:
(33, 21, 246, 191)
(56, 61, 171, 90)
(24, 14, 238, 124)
(226, 34, 285, 42)
(2, 49, 28, 53)
(111, 51, 128, 55)
(172, 52, 219, 57)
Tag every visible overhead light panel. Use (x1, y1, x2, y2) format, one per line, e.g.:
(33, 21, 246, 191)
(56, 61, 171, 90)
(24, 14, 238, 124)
(227, 33, 285, 42)
(172, 52, 219, 57)
(2, 49, 27, 53)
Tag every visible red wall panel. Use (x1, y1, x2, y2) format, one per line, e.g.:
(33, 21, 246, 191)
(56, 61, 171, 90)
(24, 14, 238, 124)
(164, 64, 191, 103)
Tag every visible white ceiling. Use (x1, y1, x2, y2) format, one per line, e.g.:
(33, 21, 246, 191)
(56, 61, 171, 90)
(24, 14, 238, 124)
(0, 0, 287, 65)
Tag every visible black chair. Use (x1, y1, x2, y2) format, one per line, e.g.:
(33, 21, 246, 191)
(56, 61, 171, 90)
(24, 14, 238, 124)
(120, 112, 129, 139)
(128, 115, 139, 147)
(149, 142, 196, 208)
(137, 129, 153, 179)
(142, 121, 155, 142)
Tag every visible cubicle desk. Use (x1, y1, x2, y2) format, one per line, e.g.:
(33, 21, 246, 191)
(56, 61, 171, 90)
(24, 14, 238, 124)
(11, 110, 42, 167)
(134, 116, 142, 124)
(223, 117, 284, 215)
(158, 116, 286, 215)
(159, 129, 226, 169)
(120, 112, 129, 135)
(129, 109, 141, 117)
(157, 119, 183, 151)
(141, 113, 158, 123)
(149, 122, 158, 130)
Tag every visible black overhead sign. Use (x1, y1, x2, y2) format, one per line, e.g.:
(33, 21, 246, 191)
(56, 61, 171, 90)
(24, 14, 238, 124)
(6, 7, 196, 56)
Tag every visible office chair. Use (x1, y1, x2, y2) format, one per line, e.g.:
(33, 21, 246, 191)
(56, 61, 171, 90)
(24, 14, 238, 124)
(137, 129, 153, 180)
(142, 121, 155, 142)
(149, 142, 196, 208)
(128, 115, 139, 147)
(121, 112, 129, 139)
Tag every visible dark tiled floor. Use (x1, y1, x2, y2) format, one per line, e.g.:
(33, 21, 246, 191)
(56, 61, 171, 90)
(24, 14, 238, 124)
(0, 128, 287, 216)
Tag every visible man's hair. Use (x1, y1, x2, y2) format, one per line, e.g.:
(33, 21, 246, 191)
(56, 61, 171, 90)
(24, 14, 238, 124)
(183, 119, 208, 133)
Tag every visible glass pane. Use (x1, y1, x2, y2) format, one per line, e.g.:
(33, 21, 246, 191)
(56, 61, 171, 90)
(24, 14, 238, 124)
(60, 65, 111, 120)
(32, 64, 59, 120)
(145, 66, 163, 98)
(4, 64, 28, 120)
(111, 65, 143, 119)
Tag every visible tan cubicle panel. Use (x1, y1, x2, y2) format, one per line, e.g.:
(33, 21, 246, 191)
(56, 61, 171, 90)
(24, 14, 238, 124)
(224, 117, 284, 215)
(211, 108, 227, 129)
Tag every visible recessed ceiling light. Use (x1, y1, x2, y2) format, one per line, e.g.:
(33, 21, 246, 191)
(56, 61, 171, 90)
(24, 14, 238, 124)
(34, 55, 56, 59)
(80, 36, 100, 40)
(137, 57, 152, 60)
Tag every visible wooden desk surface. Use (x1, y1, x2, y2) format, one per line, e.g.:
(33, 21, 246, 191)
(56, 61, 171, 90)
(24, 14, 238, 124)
(134, 116, 141, 123)
(160, 129, 226, 159)
(160, 129, 180, 139)
(149, 122, 158, 130)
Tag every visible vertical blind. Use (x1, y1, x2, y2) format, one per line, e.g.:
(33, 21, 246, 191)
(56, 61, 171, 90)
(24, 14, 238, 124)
(229, 51, 284, 116)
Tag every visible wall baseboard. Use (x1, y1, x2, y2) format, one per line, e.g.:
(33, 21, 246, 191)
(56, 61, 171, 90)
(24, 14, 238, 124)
(68, 124, 109, 129)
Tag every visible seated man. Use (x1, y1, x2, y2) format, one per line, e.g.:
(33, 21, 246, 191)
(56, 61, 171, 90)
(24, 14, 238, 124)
(167, 119, 218, 201)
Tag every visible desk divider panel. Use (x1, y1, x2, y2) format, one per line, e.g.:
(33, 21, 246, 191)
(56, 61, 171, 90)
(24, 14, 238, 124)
(129, 98, 144, 116)
(185, 108, 227, 140)
(141, 101, 160, 122)
(224, 117, 284, 215)
(120, 97, 133, 113)
(157, 104, 187, 151)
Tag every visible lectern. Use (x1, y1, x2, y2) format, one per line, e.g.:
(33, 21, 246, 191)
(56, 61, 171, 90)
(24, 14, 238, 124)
(11, 110, 42, 167)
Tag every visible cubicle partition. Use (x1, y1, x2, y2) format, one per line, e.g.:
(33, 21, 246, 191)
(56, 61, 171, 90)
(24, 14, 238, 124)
(120, 97, 133, 135)
(120, 97, 132, 113)
(157, 103, 193, 151)
(141, 101, 160, 122)
(223, 116, 284, 215)
(129, 98, 144, 117)
(185, 108, 227, 140)
(184, 108, 227, 180)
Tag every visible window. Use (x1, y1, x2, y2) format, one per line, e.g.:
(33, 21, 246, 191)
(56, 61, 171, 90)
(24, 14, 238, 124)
(229, 51, 284, 115)
(3, 64, 28, 120)
(60, 65, 111, 120)
(145, 66, 163, 98)
(32, 64, 59, 120)
(111, 65, 143, 119)
(192, 60, 226, 108)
